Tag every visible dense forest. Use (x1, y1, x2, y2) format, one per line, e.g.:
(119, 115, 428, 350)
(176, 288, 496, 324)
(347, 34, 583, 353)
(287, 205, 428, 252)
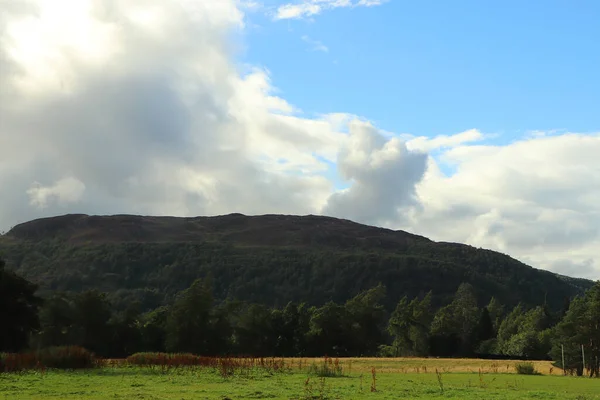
(0, 214, 592, 313)
(3, 256, 600, 377)
(2, 214, 599, 376)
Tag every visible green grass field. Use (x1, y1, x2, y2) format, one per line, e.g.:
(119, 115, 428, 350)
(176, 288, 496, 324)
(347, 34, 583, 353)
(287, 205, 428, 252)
(2, 358, 599, 400)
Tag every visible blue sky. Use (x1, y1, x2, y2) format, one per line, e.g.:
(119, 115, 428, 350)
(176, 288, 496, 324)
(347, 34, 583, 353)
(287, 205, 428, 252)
(242, 0, 600, 143)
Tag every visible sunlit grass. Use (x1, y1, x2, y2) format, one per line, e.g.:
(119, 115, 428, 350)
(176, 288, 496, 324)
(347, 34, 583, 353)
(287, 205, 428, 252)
(2, 357, 599, 399)
(285, 356, 561, 375)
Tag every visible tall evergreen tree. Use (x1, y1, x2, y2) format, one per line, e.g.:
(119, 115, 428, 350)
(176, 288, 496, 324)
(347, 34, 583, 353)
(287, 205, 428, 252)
(388, 296, 412, 355)
(307, 302, 350, 356)
(274, 302, 310, 356)
(583, 283, 600, 377)
(388, 292, 433, 356)
(235, 303, 275, 356)
(476, 307, 494, 343)
(486, 296, 505, 334)
(430, 283, 479, 356)
(454, 283, 480, 354)
(166, 279, 215, 354)
(33, 292, 78, 349)
(0, 258, 42, 352)
(74, 290, 113, 356)
(551, 296, 588, 375)
(409, 292, 433, 356)
(345, 284, 387, 356)
(139, 306, 168, 352)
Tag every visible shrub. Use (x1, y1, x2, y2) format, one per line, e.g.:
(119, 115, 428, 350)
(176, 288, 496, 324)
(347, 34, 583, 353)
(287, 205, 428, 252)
(308, 357, 344, 377)
(476, 338, 498, 354)
(0, 352, 38, 372)
(127, 353, 288, 377)
(1, 346, 96, 372)
(37, 346, 97, 369)
(515, 362, 539, 375)
(377, 345, 396, 357)
(127, 352, 216, 367)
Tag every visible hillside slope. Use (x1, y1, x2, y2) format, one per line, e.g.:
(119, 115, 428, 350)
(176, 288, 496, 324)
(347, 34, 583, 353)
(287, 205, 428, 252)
(0, 213, 593, 312)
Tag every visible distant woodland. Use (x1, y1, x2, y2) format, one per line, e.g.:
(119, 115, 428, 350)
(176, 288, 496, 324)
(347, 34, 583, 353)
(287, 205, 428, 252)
(1, 214, 599, 376)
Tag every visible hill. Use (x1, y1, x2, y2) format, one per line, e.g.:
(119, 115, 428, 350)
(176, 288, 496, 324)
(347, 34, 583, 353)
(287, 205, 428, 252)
(0, 213, 593, 312)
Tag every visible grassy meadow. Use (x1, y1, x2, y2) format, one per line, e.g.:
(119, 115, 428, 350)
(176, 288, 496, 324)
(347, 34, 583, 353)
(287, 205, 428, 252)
(2, 357, 600, 400)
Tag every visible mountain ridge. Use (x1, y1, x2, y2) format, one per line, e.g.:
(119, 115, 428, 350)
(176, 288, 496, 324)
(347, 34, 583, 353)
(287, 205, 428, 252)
(5, 213, 432, 248)
(0, 213, 593, 313)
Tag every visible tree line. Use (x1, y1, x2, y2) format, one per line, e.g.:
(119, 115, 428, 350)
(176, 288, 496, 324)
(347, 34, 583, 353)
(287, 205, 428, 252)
(2, 257, 599, 376)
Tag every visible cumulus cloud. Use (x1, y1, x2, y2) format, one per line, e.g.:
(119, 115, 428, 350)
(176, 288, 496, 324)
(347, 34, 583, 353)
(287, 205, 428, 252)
(405, 133, 600, 279)
(0, 1, 599, 280)
(0, 0, 349, 226)
(274, 0, 388, 20)
(0, 0, 418, 233)
(323, 121, 427, 226)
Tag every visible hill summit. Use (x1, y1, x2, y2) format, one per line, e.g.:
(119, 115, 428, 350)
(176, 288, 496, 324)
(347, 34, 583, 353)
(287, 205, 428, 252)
(6, 213, 430, 248)
(0, 213, 593, 312)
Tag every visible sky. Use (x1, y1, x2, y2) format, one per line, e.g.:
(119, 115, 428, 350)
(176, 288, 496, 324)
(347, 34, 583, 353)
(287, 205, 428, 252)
(0, 0, 599, 279)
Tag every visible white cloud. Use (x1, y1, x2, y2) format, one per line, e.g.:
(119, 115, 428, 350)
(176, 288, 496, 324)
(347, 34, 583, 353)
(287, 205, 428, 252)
(357, 0, 386, 5)
(301, 35, 329, 52)
(406, 129, 486, 153)
(0, 0, 341, 226)
(323, 120, 427, 226)
(239, 1, 263, 12)
(276, 2, 322, 20)
(1, 1, 600, 280)
(403, 133, 600, 279)
(274, 0, 388, 20)
(27, 177, 86, 209)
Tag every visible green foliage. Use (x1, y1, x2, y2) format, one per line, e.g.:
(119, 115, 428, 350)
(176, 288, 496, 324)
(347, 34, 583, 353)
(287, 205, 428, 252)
(305, 286, 387, 357)
(453, 283, 480, 353)
(233, 303, 275, 356)
(344, 284, 387, 356)
(476, 338, 498, 354)
(74, 290, 113, 355)
(550, 282, 600, 377)
(271, 302, 311, 356)
(0, 258, 41, 352)
(307, 357, 344, 377)
(387, 292, 433, 356)
(486, 296, 505, 333)
(165, 279, 215, 355)
(138, 306, 168, 352)
(497, 304, 524, 343)
(514, 362, 539, 375)
(476, 308, 494, 343)
(307, 302, 351, 356)
(376, 345, 396, 357)
(32, 291, 121, 357)
(0, 214, 592, 316)
(495, 304, 553, 359)
(430, 283, 479, 356)
(2, 211, 600, 363)
(15, 274, 600, 362)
